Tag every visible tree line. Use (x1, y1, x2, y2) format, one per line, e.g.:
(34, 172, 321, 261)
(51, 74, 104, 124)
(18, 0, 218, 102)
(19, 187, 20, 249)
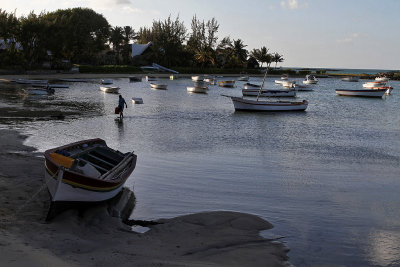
(0, 8, 284, 70)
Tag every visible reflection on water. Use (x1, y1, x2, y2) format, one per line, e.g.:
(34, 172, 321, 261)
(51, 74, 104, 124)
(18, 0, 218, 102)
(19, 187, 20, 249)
(2, 77, 400, 266)
(367, 230, 400, 266)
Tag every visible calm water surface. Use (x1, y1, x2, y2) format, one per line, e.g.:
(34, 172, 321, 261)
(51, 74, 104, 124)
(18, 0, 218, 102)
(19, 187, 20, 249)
(1, 76, 399, 266)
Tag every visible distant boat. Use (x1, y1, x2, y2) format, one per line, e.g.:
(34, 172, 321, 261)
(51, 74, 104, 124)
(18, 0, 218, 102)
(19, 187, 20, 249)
(281, 81, 296, 88)
(237, 75, 249, 81)
(100, 86, 120, 94)
(242, 89, 296, 97)
(44, 138, 137, 203)
(375, 76, 389, 82)
(275, 79, 296, 85)
(146, 76, 157, 81)
(15, 79, 48, 85)
(129, 76, 142, 82)
(363, 81, 386, 88)
(204, 76, 216, 85)
(32, 84, 69, 88)
(192, 76, 204, 81)
(218, 80, 235, 88)
(150, 83, 167, 90)
(59, 78, 90, 82)
(342, 76, 359, 82)
(243, 82, 261, 89)
(187, 86, 208, 94)
(101, 79, 113, 85)
(281, 74, 289, 80)
(303, 75, 318, 84)
(132, 97, 143, 104)
(335, 88, 387, 97)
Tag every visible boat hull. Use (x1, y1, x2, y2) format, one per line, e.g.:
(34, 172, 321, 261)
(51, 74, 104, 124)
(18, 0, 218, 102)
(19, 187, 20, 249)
(187, 86, 208, 94)
(242, 89, 296, 97)
(363, 82, 386, 88)
(218, 80, 235, 87)
(150, 83, 167, 90)
(335, 89, 386, 97)
(231, 97, 308, 111)
(100, 86, 120, 93)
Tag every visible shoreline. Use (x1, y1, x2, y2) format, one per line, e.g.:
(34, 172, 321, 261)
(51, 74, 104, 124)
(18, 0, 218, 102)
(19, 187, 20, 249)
(0, 126, 289, 266)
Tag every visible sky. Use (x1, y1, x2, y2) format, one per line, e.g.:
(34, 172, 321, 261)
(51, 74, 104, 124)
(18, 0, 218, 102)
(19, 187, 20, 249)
(3, 0, 400, 70)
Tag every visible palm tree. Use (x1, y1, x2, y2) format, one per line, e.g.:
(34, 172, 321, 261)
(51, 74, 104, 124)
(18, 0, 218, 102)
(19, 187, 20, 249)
(250, 46, 271, 68)
(109, 26, 123, 64)
(272, 53, 284, 69)
(194, 49, 215, 67)
(232, 39, 248, 63)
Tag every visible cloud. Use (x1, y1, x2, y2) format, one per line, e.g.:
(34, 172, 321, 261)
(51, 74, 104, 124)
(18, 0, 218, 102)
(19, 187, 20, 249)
(115, 0, 131, 5)
(280, 0, 308, 10)
(337, 33, 366, 44)
(121, 6, 143, 14)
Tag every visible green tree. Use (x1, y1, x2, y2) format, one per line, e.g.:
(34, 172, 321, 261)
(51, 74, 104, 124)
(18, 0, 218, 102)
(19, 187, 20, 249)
(250, 46, 272, 68)
(109, 26, 123, 64)
(272, 52, 284, 68)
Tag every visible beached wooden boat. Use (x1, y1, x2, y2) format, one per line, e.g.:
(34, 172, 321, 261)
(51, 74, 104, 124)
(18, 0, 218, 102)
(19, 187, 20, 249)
(129, 76, 142, 82)
(243, 82, 261, 89)
(218, 80, 235, 88)
(150, 83, 167, 90)
(335, 88, 387, 97)
(242, 89, 296, 97)
(187, 86, 208, 94)
(230, 97, 308, 111)
(146, 76, 157, 81)
(100, 86, 120, 94)
(132, 97, 144, 104)
(44, 138, 137, 203)
(204, 77, 216, 85)
(101, 79, 113, 85)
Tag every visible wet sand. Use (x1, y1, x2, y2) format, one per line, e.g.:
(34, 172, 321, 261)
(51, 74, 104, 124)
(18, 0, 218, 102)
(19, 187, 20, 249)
(0, 83, 289, 266)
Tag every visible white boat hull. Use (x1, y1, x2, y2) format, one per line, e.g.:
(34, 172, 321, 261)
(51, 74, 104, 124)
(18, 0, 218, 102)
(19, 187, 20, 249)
(44, 170, 124, 202)
(335, 89, 386, 97)
(192, 76, 204, 81)
(363, 82, 386, 88)
(204, 78, 216, 85)
(150, 83, 167, 90)
(303, 80, 318, 84)
(187, 86, 208, 94)
(231, 97, 308, 111)
(132, 97, 143, 104)
(375, 77, 389, 82)
(242, 89, 296, 97)
(100, 86, 120, 93)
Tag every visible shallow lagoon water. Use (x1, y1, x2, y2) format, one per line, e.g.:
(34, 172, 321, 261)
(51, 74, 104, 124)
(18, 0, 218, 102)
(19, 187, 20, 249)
(2, 76, 400, 266)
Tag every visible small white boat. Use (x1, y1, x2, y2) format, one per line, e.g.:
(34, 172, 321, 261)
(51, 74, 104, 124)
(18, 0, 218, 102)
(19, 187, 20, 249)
(335, 88, 387, 97)
(363, 81, 386, 88)
(375, 76, 389, 82)
(129, 76, 142, 82)
(204, 77, 216, 85)
(187, 86, 208, 94)
(150, 83, 167, 90)
(101, 79, 113, 85)
(132, 97, 143, 104)
(230, 97, 308, 111)
(44, 138, 136, 203)
(303, 75, 318, 84)
(192, 76, 204, 81)
(342, 76, 359, 82)
(218, 80, 235, 88)
(146, 76, 157, 81)
(242, 89, 296, 97)
(237, 75, 249, 81)
(281, 81, 296, 88)
(100, 86, 120, 94)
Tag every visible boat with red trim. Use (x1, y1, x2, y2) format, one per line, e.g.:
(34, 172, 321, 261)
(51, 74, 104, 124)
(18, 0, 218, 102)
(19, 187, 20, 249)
(44, 138, 136, 203)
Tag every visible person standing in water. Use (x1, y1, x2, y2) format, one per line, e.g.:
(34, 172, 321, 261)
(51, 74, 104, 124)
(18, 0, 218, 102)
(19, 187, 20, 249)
(118, 95, 128, 120)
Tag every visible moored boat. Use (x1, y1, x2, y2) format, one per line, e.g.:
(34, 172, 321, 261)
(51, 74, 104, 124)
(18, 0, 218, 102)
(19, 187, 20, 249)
(187, 86, 208, 94)
(100, 86, 120, 94)
(191, 76, 204, 81)
(204, 77, 216, 85)
(242, 89, 296, 97)
(243, 82, 261, 89)
(303, 75, 318, 84)
(44, 138, 137, 203)
(342, 76, 360, 82)
(281, 81, 296, 88)
(132, 97, 143, 104)
(363, 81, 386, 88)
(375, 76, 389, 82)
(146, 76, 157, 81)
(218, 80, 235, 88)
(237, 75, 249, 81)
(230, 97, 308, 111)
(150, 83, 167, 90)
(335, 88, 387, 97)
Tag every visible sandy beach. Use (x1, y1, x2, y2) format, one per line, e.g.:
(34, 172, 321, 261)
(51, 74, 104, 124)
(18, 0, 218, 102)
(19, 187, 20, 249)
(0, 78, 289, 266)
